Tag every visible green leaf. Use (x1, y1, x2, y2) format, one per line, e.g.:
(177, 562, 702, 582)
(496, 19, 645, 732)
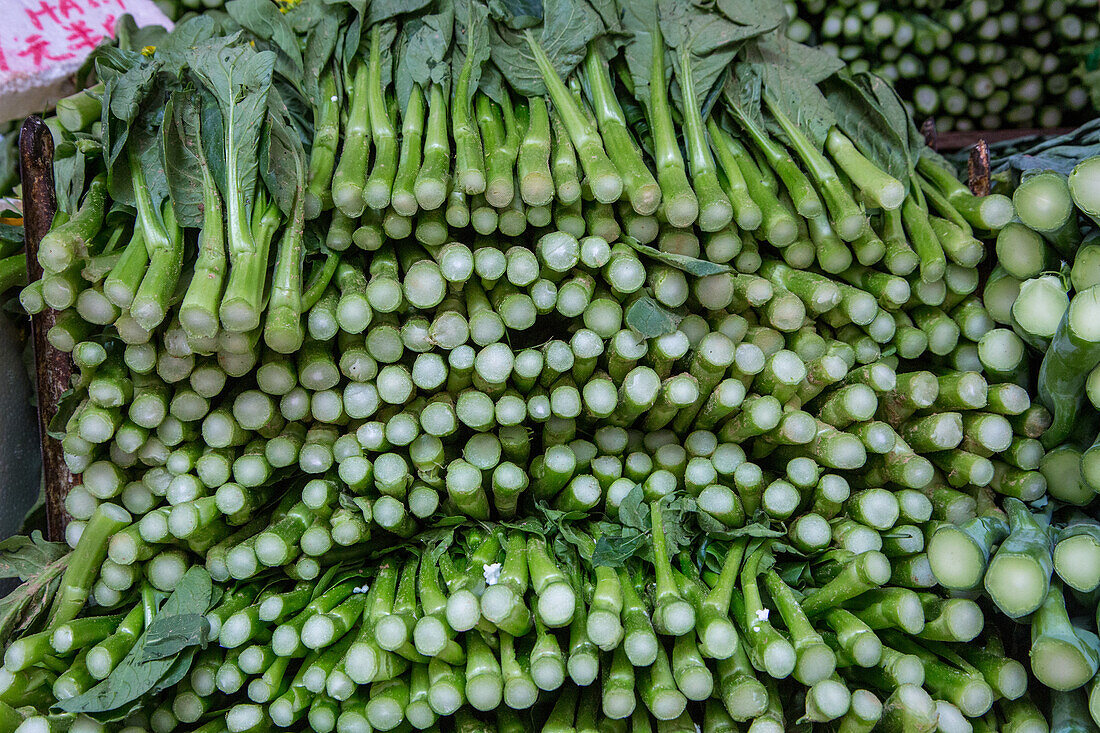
(622, 237, 732, 276)
(722, 521, 785, 539)
(488, 0, 606, 96)
(617, 483, 649, 532)
(55, 567, 214, 715)
(0, 547, 66, 648)
(300, 7, 346, 104)
(367, 0, 433, 26)
(823, 72, 911, 186)
(188, 35, 277, 214)
(0, 532, 68, 581)
(452, 0, 492, 111)
(741, 35, 841, 148)
(656, 495, 697, 557)
(46, 389, 82, 442)
(139, 614, 209, 662)
(497, 517, 546, 535)
(625, 296, 681, 338)
(227, 0, 305, 78)
(396, 0, 455, 108)
(52, 151, 87, 217)
(162, 92, 208, 229)
(778, 561, 810, 586)
(487, 0, 542, 29)
(0, 129, 19, 196)
(592, 529, 646, 567)
(658, 0, 780, 105)
(153, 15, 221, 74)
(536, 503, 593, 557)
(862, 72, 925, 163)
(714, 0, 786, 34)
(620, 0, 660, 107)
(150, 647, 198, 696)
(261, 104, 307, 217)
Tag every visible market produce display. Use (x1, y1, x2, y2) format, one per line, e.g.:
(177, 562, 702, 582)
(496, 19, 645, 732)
(2, 0, 1097, 730)
(785, 0, 1100, 132)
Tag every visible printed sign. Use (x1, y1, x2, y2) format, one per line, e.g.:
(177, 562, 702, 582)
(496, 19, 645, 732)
(0, 0, 172, 121)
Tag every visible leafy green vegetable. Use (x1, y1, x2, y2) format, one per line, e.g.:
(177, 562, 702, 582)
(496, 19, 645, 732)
(488, 0, 606, 96)
(55, 567, 215, 716)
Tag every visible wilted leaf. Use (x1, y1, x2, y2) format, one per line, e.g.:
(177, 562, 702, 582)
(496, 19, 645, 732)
(0, 532, 68, 581)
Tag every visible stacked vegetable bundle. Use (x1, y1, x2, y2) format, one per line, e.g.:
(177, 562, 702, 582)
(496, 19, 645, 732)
(785, 0, 1099, 132)
(921, 132, 1100, 724)
(0, 0, 1064, 730)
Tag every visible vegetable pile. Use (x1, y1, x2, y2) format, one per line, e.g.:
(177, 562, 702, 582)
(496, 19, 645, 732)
(785, 0, 1099, 132)
(2, 0, 1092, 731)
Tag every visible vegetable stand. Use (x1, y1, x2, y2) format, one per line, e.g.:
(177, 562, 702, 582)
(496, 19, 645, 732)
(7, 1, 1100, 731)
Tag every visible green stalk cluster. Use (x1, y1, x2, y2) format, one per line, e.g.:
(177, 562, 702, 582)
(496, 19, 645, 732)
(785, 0, 1099, 131)
(8, 0, 1098, 730)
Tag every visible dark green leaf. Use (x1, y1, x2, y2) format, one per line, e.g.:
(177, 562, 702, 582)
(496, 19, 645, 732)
(620, 0, 661, 107)
(536, 503, 594, 557)
(740, 35, 841, 147)
(778, 561, 810, 586)
(617, 483, 649, 532)
(162, 93, 207, 229)
(153, 15, 221, 74)
(714, 0, 786, 33)
(724, 63, 765, 133)
(396, 0, 455, 108)
(301, 7, 345, 104)
(725, 522, 785, 539)
(55, 568, 214, 715)
(46, 389, 82, 441)
(625, 296, 681, 338)
(139, 614, 209, 662)
(497, 517, 546, 535)
(823, 72, 911, 186)
(261, 104, 307, 217)
(622, 237, 732, 275)
(0, 130, 18, 196)
(188, 35, 277, 214)
(487, 0, 542, 29)
(0, 550, 66, 647)
(367, 0, 433, 25)
(52, 151, 86, 217)
(452, 0, 494, 110)
(0, 532, 68, 581)
(227, 0, 304, 78)
(0, 221, 23, 248)
(150, 647, 198, 696)
(592, 529, 646, 567)
(656, 495, 697, 557)
(488, 0, 605, 96)
(658, 0, 778, 104)
(742, 33, 844, 86)
(862, 72, 925, 163)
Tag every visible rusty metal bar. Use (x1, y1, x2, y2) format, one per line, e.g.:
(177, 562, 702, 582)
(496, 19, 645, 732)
(20, 116, 74, 542)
